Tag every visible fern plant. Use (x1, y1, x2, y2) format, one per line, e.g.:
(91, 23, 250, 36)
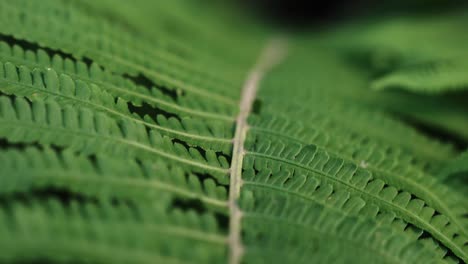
(0, 0, 467, 263)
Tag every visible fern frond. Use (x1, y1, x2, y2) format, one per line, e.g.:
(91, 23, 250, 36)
(0, 40, 237, 120)
(0, 0, 244, 104)
(240, 191, 450, 264)
(259, 97, 455, 164)
(335, 13, 468, 74)
(0, 198, 227, 263)
(250, 112, 441, 172)
(248, 115, 468, 232)
(438, 150, 468, 196)
(440, 151, 468, 179)
(0, 147, 228, 211)
(0, 61, 234, 154)
(0, 96, 230, 183)
(371, 59, 468, 94)
(73, 0, 263, 68)
(290, 29, 468, 142)
(0, 0, 466, 263)
(244, 135, 468, 261)
(9, 0, 249, 87)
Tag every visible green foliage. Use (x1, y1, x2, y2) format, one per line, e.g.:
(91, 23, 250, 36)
(0, 0, 467, 264)
(438, 150, 468, 195)
(0, 198, 226, 263)
(323, 12, 468, 140)
(371, 60, 468, 94)
(347, 14, 468, 94)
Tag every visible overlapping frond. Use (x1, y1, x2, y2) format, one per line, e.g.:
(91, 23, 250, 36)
(371, 59, 468, 94)
(0, 197, 226, 263)
(0, 61, 234, 154)
(0, 40, 237, 120)
(0, 0, 246, 103)
(241, 192, 448, 264)
(0, 96, 231, 183)
(0, 147, 228, 211)
(323, 12, 468, 139)
(438, 150, 468, 196)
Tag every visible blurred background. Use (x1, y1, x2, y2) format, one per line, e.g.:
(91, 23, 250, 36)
(241, 0, 467, 27)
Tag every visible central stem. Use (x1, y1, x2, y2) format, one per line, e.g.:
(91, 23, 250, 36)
(228, 38, 288, 264)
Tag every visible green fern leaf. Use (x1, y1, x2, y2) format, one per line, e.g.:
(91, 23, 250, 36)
(372, 59, 468, 94)
(0, 96, 230, 183)
(0, 61, 234, 154)
(0, 0, 467, 263)
(0, 198, 227, 263)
